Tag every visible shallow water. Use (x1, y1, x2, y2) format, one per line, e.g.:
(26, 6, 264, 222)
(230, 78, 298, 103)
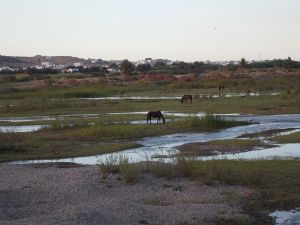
(9, 114, 300, 165)
(203, 143, 300, 160)
(76, 92, 280, 100)
(270, 209, 300, 225)
(0, 114, 101, 123)
(0, 125, 48, 133)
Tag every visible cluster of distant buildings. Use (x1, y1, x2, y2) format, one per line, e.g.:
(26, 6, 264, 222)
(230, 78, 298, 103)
(32, 62, 83, 73)
(0, 57, 263, 73)
(0, 62, 86, 73)
(135, 58, 173, 67)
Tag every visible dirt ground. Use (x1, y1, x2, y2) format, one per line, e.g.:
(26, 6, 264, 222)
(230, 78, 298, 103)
(0, 163, 250, 225)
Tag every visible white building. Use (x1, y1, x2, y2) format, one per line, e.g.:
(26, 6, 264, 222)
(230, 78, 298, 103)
(66, 68, 80, 73)
(41, 62, 52, 68)
(53, 64, 67, 70)
(74, 62, 83, 67)
(34, 65, 43, 70)
(136, 58, 172, 67)
(0, 66, 14, 71)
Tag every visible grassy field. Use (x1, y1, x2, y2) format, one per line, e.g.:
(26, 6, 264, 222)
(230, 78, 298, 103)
(1, 91, 300, 117)
(0, 75, 300, 117)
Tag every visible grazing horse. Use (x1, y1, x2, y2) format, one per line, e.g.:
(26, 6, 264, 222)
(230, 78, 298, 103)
(218, 84, 225, 97)
(181, 95, 193, 104)
(147, 111, 165, 124)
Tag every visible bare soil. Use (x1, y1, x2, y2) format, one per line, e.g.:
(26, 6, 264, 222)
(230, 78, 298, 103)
(0, 163, 250, 225)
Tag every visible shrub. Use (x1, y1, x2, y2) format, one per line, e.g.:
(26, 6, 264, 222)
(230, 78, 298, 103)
(98, 155, 137, 183)
(118, 156, 138, 183)
(98, 155, 120, 179)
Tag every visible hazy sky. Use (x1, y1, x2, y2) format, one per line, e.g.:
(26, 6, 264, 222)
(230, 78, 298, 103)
(1, 0, 300, 61)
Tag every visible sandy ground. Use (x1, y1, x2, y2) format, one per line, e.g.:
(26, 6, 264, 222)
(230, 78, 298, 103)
(0, 163, 250, 225)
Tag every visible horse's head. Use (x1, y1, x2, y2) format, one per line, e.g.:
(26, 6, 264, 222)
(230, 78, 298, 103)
(181, 97, 184, 103)
(162, 117, 166, 124)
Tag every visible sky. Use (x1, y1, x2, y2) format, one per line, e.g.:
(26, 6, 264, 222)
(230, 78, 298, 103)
(0, 0, 300, 61)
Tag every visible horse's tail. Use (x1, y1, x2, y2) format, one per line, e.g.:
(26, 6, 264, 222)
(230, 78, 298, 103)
(146, 113, 150, 124)
(181, 97, 184, 104)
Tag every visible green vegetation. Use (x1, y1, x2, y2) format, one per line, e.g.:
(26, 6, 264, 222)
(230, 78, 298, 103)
(177, 139, 274, 157)
(0, 114, 242, 162)
(60, 114, 242, 140)
(0, 131, 140, 162)
(98, 155, 138, 183)
(238, 128, 295, 139)
(1, 92, 300, 117)
(120, 59, 135, 75)
(214, 217, 251, 225)
(168, 159, 300, 219)
(206, 139, 267, 147)
(240, 58, 248, 69)
(0, 75, 300, 117)
(269, 131, 300, 144)
(182, 114, 237, 130)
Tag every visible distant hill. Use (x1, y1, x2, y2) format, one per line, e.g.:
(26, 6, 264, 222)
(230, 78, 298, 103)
(0, 55, 92, 68)
(0, 55, 24, 67)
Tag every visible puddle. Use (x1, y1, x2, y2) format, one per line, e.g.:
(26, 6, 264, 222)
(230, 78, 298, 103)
(270, 209, 300, 225)
(0, 125, 48, 133)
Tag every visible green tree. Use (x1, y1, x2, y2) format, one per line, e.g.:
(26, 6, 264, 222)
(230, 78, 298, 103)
(136, 63, 151, 72)
(240, 58, 247, 68)
(120, 60, 135, 75)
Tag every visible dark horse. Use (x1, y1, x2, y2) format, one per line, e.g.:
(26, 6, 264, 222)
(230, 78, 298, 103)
(181, 95, 193, 104)
(218, 84, 225, 97)
(147, 111, 165, 124)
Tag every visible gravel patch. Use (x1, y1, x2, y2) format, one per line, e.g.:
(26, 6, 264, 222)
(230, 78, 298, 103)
(0, 164, 249, 225)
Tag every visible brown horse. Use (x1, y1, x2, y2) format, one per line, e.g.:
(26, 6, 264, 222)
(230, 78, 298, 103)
(181, 95, 193, 104)
(147, 111, 165, 124)
(218, 84, 225, 97)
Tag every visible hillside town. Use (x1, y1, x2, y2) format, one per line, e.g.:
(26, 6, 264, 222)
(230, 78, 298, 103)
(0, 55, 243, 73)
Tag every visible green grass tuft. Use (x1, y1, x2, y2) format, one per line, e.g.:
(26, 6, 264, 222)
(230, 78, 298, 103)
(269, 131, 300, 144)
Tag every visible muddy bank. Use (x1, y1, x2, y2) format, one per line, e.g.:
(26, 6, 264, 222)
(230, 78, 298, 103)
(0, 164, 249, 225)
(177, 139, 276, 156)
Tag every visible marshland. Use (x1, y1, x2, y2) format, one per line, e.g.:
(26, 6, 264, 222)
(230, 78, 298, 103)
(0, 68, 300, 225)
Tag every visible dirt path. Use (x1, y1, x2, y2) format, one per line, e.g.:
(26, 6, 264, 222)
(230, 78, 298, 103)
(0, 163, 249, 225)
